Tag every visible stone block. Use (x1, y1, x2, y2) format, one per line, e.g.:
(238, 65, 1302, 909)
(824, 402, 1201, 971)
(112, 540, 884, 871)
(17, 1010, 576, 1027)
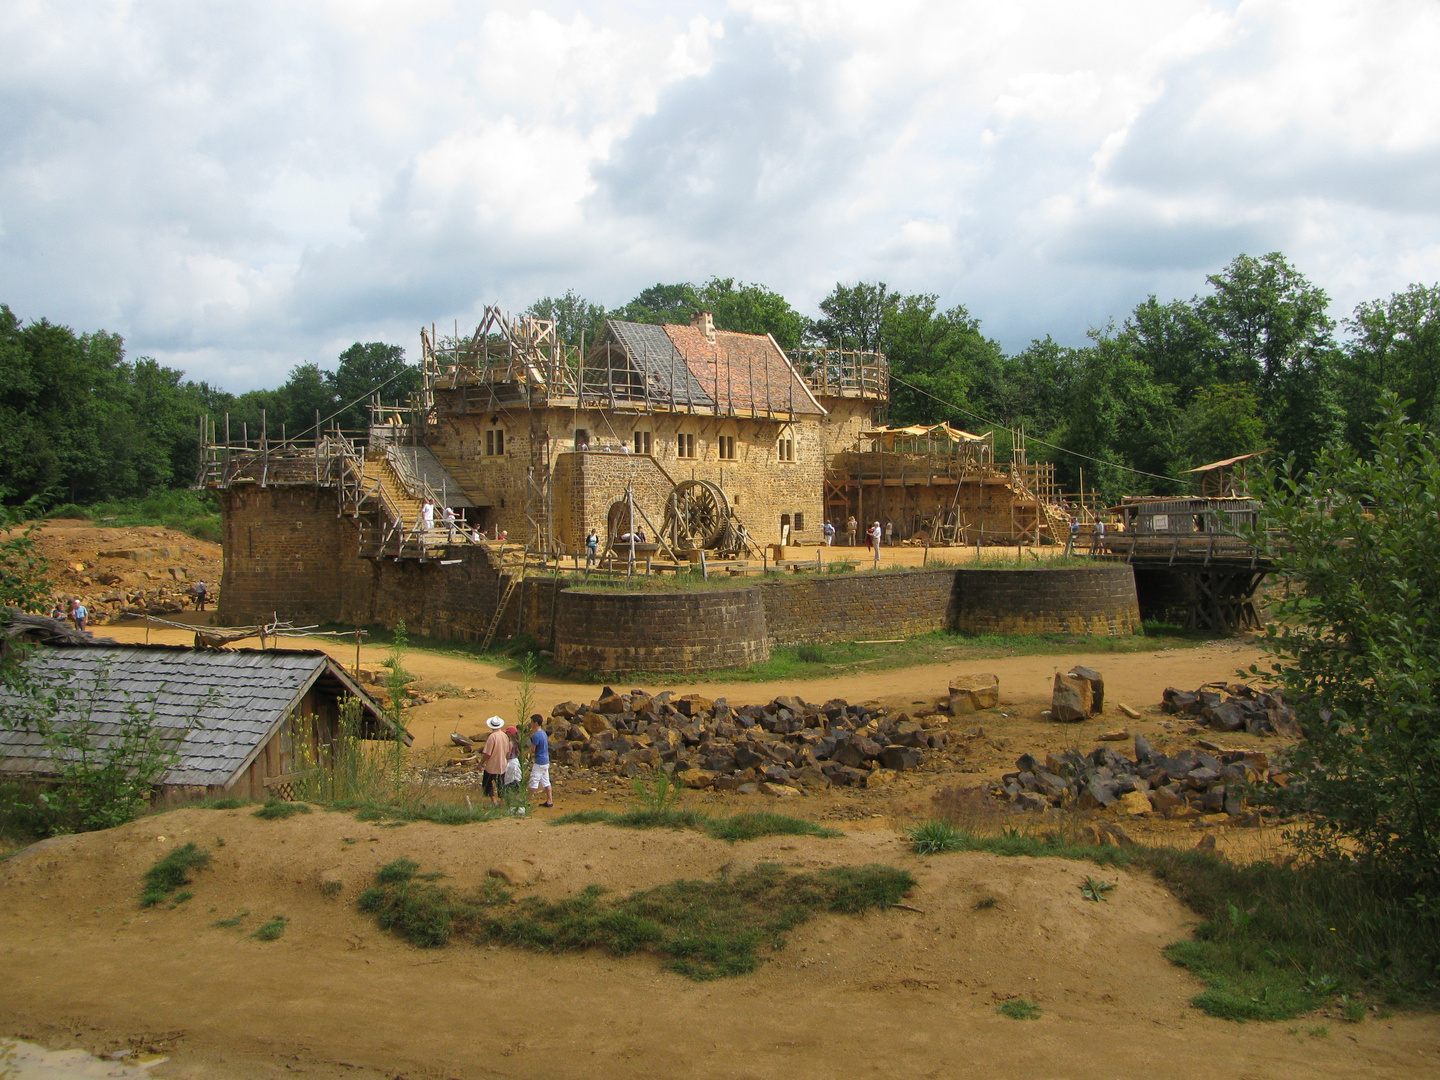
(1051, 672, 1092, 722)
(948, 673, 1000, 714)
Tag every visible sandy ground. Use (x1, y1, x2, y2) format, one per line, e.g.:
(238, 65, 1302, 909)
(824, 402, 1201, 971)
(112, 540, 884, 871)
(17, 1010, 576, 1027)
(7, 526, 1437, 1077)
(3, 809, 1438, 1080)
(14, 520, 222, 624)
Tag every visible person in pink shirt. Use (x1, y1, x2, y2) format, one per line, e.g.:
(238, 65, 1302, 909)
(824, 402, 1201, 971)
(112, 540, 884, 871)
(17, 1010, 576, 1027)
(480, 716, 510, 807)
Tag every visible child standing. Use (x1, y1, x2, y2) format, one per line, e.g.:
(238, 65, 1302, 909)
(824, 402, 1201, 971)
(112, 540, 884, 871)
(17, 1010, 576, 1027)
(503, 725, 523, 790)
(528, 714, 553, 807)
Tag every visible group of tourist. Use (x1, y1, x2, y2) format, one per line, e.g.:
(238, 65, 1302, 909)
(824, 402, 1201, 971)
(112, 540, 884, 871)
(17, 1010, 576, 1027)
(823, 515, 893, 549)
(417, 498, 504, 545)
(477, 714, 553, 809)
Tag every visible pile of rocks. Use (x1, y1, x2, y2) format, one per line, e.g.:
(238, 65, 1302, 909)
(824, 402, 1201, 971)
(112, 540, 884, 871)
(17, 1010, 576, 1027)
(542, 687, 955, 795)
(1161, 683, 1301, 737)
(998, 734, 1279, 817)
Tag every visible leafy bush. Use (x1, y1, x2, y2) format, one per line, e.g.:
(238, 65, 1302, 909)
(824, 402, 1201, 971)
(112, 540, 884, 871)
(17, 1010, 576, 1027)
(1252, 398, 1440, 898)
(141, 842, 211, 907)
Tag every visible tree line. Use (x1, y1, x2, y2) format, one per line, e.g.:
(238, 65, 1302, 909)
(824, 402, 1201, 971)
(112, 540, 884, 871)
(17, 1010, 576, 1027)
(4, 252, 1438, 506)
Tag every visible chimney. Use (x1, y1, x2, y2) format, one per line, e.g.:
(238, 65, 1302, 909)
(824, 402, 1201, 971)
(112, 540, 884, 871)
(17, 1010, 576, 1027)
(692, 310, 715, 343)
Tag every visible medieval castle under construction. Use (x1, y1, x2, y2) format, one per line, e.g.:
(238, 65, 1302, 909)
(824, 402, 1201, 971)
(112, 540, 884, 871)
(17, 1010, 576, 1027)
(201, 306, 1066, 566)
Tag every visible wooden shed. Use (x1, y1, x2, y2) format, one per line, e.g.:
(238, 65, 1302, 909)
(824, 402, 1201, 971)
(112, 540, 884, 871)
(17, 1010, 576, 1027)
(0, 643, 406, 800)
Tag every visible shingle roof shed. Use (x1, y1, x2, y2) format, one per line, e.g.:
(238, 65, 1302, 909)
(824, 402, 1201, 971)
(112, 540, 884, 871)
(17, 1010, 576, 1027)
(0, 645, 403, 789)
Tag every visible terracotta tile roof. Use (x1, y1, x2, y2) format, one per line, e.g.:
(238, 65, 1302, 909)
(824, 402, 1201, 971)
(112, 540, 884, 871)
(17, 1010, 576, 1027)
(661, 325, 824, 417)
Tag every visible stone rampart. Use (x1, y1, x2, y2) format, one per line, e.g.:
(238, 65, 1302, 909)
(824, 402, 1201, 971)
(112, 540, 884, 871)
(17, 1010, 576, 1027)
(554, 588, 770, 674)
(219, 487, 1139, 671)
(951, 566, 1140, 635)
(759, 568, 957, 644)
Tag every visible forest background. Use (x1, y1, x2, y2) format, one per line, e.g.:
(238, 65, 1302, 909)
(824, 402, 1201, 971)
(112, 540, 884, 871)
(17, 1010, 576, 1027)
(4, 250, 1438, 530)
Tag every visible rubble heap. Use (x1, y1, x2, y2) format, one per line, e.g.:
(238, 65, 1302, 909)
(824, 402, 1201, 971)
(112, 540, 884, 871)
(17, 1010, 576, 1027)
(1161, 683, 1300, 737)
(998, 734, 1280, 817)
(540, 687, 953, 794)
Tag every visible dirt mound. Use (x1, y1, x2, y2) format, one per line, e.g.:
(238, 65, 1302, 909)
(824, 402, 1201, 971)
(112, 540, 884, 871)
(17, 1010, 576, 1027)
(19, 520, 222, 624)
(3, 809, 1436, 1079)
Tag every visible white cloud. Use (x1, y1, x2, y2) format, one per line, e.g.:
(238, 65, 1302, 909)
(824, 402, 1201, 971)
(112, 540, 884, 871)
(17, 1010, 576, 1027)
(1, 0, 1439, 390)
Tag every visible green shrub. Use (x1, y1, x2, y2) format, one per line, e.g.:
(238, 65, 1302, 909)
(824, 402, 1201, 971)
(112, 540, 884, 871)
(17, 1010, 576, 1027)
(998, 999, 1042, 1020)
(252, 916, 289, 941)
(357, 858, 914, 979)
(140, 842, 211, 907)
(252, 798, 311, 820)
(796, 645, 826, 663)
(1252, 397, 1440, 898)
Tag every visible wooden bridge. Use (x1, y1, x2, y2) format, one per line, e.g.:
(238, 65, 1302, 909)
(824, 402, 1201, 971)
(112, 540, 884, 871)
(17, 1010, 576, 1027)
(1085, 530, 1271, 633)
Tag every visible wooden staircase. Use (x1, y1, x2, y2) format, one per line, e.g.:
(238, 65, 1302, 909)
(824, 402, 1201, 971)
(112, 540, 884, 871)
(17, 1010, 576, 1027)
(357, 455, 452, 555)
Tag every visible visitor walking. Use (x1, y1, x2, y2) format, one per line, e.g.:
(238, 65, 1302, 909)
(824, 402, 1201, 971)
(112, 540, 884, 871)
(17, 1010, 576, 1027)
(442, 505, 457, 542)
(192, 580, 209, 611)
(480, 716, 509, 807)
(868, 521, 882, 555)
(528, 714, 553, 807)
(421, 498, 436, 534)
(1068, 517, 1079, 556)
(822, 520, 835, 546)
(1092, 517, 1106, 554)
(585, 528, 599, 567)
(884, 520, 894, 546)
(68, 598, 87, 633)
(845, 515, 858, 546)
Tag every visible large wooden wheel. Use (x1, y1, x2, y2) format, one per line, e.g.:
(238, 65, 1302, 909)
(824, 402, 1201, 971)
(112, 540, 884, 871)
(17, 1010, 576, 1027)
(606, 498, 640, 548)
(663, 479, 730, 549)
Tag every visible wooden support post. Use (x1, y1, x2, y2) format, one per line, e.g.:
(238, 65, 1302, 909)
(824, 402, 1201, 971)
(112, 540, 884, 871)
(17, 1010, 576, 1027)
(700, 549, 708, 580)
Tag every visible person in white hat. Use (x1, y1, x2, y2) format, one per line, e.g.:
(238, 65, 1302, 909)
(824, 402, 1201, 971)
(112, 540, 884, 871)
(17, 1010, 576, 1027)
(481, 716, 510, 806)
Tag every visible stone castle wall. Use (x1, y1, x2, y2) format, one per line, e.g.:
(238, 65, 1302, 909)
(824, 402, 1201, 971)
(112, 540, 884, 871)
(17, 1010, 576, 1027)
(218, 486, 1138, 672)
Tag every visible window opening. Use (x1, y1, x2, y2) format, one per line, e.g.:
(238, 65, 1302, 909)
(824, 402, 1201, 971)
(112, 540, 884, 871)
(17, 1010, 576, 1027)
(486, 429, 505, 456)
(633, 431, 652, 455)
(718, 435, 736, 460)
(677, 433, 696, 458)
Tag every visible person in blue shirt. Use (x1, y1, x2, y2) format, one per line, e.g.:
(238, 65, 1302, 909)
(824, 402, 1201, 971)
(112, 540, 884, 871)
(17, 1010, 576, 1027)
(527, 714, 553, 807)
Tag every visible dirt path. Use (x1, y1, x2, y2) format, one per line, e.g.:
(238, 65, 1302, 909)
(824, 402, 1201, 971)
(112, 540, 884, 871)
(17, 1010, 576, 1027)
(3, 809, 1436, 1080)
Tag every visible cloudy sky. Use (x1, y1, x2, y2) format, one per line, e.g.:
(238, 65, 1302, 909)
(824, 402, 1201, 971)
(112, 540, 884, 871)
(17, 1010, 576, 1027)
(3, 0, 1439, 391)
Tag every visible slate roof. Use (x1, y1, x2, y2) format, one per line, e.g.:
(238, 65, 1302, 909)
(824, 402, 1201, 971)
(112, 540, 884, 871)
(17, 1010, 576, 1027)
(0, 645, 397, 789)
(605, 321, 715, 409)
(389, 446, 476, 508)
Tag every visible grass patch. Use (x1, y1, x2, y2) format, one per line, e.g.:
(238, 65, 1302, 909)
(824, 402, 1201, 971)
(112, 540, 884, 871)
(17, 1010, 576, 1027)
(551, 809, 841, 843)
(252, 798, 311, 820)
(199, 797, 249, 810)
(48, 489, 222, 543)
(213, 910, 248, 928)
(906, 821, 1438, 1021)
(313, 614, 1216, 686)
(140, 842, 211, 907)
(357, 858, 914, 978)
(324, 800, 507, 826)
(997, 998, 1042, 1020)
(252, 916, 289, 941)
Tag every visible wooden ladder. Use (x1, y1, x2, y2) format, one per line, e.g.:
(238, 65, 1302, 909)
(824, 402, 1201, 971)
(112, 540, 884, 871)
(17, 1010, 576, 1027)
(481, 568, 523, 651)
